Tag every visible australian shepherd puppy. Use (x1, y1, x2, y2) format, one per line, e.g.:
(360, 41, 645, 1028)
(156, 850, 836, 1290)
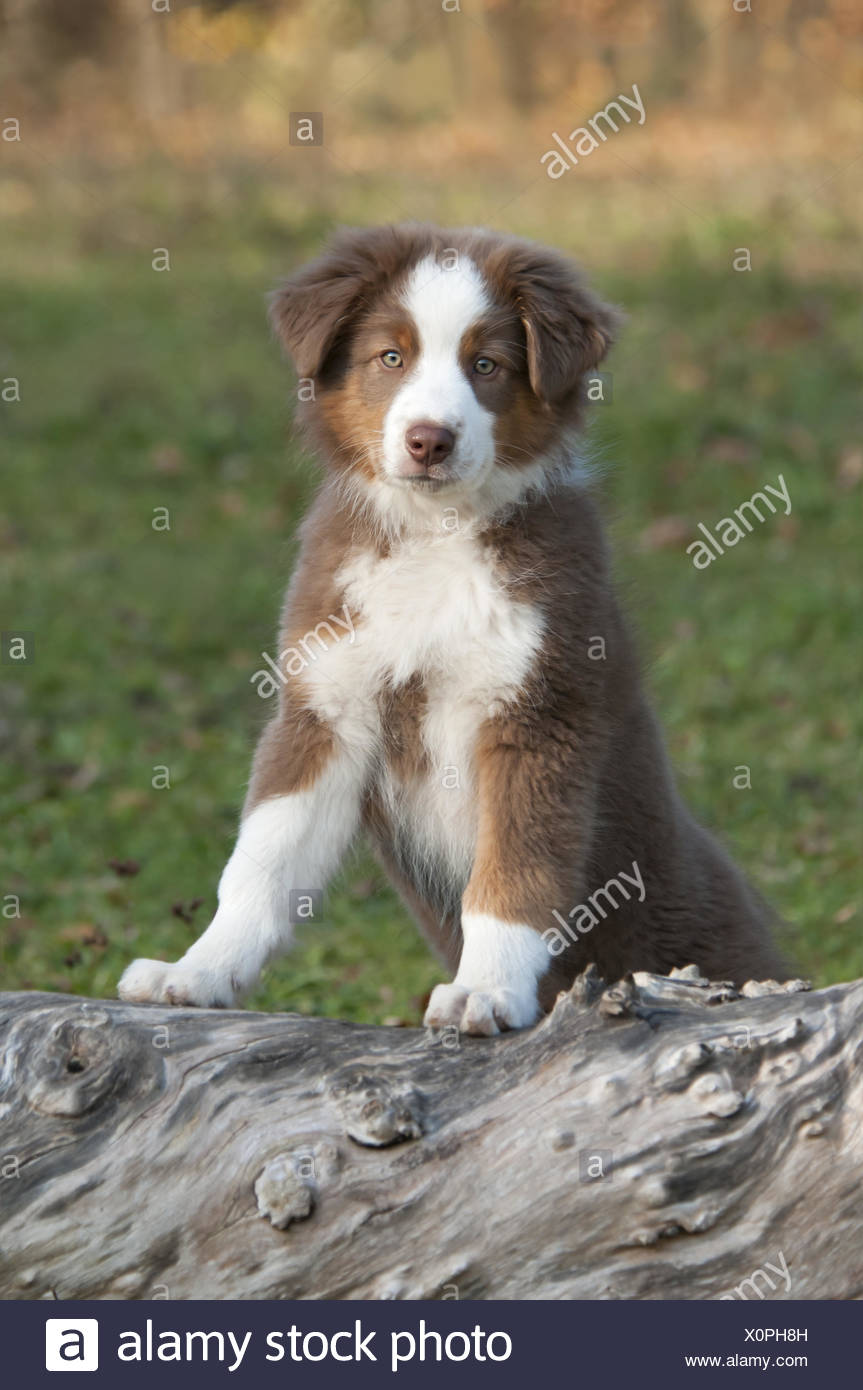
(119, 224, 784, 1032)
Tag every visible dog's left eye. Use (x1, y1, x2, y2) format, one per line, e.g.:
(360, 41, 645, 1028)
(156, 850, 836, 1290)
(380, 350, 403, 368)
(473, 357, 497, 376)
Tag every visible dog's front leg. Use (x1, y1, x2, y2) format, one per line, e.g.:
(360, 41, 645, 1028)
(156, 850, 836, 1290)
(118, 718, 367, 1008)
(424, 729, 590, 1036)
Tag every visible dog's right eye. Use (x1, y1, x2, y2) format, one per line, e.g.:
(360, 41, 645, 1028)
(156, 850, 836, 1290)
(380, 350, 403, 368)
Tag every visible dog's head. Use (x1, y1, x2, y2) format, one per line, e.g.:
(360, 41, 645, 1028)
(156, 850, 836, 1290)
(270, 224, 619, 510)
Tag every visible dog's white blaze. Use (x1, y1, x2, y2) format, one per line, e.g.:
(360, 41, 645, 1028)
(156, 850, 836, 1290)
(381, 255, 498, 489)
(402, 253, 490, 358)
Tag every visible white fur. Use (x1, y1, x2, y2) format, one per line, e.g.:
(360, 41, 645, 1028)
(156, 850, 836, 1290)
(381, 256, 497, 491)
(118, 754, 367, 1007)
(424, 914, 548, 1035)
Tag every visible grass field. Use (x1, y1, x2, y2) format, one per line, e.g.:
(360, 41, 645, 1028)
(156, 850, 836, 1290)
(2, 174, 861, 1021)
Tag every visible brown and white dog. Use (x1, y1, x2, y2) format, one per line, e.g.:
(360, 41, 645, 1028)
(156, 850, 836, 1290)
(118, 224, 784, 1031)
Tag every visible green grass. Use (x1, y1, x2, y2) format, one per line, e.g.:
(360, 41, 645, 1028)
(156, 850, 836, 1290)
(2, 184, 861, 1019)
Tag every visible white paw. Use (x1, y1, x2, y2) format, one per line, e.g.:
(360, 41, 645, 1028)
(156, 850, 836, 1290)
(117, 958, 236, 1008)
(424, 982, 540, 1036)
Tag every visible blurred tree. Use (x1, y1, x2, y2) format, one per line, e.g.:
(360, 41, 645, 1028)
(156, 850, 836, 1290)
(486, 0, 540, 111)
(0, 0, 860, 137)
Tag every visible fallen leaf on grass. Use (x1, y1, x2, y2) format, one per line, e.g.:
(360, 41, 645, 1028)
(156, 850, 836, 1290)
(108, 858, 140, 877)
(58, 923, 109, 948)
(751, 305, 825, 348)
(151, 444, 184, 475)
(703, 434, 756, 465)
(836, 446, 863, 491)
(172, 897, 205, 924)
(218, 490, 246, 518)
(793, 831, 835, 857)
(637, 516, 691, 551)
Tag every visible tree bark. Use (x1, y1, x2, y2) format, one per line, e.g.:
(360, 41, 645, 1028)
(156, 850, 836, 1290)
(1, 967, 862, 1301)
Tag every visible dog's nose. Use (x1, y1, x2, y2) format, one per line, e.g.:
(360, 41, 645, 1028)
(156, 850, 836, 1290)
(404, 422, 455, 469)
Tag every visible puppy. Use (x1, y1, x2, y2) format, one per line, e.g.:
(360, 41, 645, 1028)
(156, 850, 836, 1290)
(118, 224, 784, 1032)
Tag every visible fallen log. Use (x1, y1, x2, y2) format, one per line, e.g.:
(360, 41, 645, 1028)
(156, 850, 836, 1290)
(1, 966, 861, 1300)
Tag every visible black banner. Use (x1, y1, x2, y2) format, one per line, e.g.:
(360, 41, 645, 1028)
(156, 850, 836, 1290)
(3, 1298, 849, 1386)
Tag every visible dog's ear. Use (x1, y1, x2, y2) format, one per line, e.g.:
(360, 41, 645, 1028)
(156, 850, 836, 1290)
(269, 227, 388, 378)
(496, 242, 621, 405)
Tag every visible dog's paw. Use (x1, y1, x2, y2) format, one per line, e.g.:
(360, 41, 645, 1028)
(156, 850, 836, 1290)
(117, 958, 236, 1008)
(424, 982, 539, 1036)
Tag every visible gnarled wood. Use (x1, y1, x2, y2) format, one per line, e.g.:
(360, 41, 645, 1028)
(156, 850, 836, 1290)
(1, 967, 862, 1300)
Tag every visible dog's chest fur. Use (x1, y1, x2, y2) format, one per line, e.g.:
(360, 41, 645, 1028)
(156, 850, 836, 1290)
(303, 529, 544, 882)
